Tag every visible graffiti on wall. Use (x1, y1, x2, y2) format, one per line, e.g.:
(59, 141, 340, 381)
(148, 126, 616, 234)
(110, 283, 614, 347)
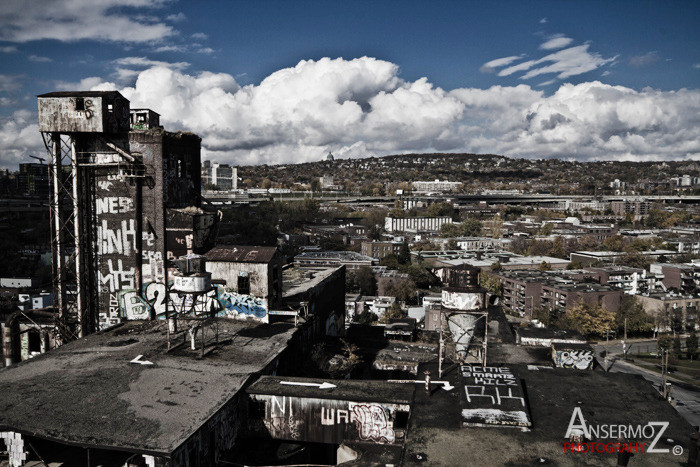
(442, 290, 483, 311)
(553, 349, 594, 370)
(262, 395, 400, 445)
(350, 403, 396, 444)
(119, 282, 268, 321)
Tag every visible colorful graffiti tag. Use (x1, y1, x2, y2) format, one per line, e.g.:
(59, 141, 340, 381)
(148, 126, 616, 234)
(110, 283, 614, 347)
(119, 282, 268, 321)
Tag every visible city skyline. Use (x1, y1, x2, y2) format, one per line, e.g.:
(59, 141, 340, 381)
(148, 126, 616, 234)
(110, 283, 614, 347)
(0, 0, 699, 169)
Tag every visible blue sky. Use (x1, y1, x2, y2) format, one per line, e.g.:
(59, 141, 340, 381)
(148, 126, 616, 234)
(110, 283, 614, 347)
(0, 0, 699, 168)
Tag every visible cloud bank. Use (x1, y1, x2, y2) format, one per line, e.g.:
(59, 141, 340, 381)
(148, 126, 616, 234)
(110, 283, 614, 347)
(1, 57, 699, 168)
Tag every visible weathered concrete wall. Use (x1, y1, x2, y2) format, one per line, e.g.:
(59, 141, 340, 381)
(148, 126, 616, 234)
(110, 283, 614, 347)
(248, 394, 410, 445)
(93, 130, 204, 329)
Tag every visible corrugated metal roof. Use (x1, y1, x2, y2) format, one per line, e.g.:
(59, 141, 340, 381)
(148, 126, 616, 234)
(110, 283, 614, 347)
(205, 245, 277, 263)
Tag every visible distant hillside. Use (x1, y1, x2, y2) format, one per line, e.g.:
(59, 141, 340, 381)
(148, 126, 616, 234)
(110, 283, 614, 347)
(235, 153, 700, 195)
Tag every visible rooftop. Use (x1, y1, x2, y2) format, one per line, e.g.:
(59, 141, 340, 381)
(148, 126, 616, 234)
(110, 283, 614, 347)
(403, 364, 693, 466)
(247, 375, 415, 404)
(205, 245, 278, 263)
(0, 319, 297, 455)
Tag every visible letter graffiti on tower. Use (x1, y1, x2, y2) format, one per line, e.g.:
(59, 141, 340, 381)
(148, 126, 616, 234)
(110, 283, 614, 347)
(118, 282, 268, 321)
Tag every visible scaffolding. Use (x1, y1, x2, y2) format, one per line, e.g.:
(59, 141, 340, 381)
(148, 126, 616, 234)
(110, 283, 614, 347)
(40, 132, 143, 343)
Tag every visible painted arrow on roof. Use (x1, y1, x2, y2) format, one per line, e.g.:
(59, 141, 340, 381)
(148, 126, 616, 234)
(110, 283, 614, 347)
(388, 379, 455, 391)
(129, 355, 153, 365)
(280, 381, 337, 389)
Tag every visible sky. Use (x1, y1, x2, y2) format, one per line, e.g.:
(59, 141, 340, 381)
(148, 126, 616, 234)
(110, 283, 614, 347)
(0, 0, 699, 169)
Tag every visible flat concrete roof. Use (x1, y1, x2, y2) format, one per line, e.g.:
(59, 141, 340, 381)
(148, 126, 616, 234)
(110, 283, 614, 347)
(247, 376, 415, 405)
(0, 319, 298, 455)
(403, 364, 694, 466)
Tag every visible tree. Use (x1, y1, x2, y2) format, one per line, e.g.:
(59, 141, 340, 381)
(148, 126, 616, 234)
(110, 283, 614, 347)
(686, 332, 698, 360)
(672, 336, 683, 359)
(558, 302, 616, 337)
(382, 302, 404, 322)
(459, 217, 482, 236)
(480, 272, 503, 296)
(491, 261, 502, 272)
(310, 178, 321, 192)
(657, 335, 671, 353)
(348, 266, 376, 296)
(385, 277, 417, 304)
(397, 241, 411, 264)
(440, 222, 459, 238)
(615, 295, 654, 335)
(538, 261, 552, 271)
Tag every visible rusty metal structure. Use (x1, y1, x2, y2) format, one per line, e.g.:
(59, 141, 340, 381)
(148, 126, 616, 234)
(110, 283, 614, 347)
(39, 91, 134, 341)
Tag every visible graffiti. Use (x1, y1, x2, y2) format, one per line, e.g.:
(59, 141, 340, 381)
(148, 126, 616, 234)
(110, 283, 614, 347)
(350, 404, 395, 444)
(117, 282, 268, 321)
(460, 365, 532, 428)
(442, 290, 483, 311)
(97, 219, 137, 255)
(216, 287, 267, 319)
(119, 289, 150, 320)
(554, 349, 594, 370)
(96, 196, 134, 215)
(321, 407, 350, 425)
(98, 259, 135, 293)
(97, 180, 112, 190)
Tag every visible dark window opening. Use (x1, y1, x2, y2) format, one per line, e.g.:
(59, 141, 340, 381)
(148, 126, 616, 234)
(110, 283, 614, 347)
(395, 411, 409, 429)
(250, 399, 266, 418)
(28, 331, 41, 353)
(75, 97, 85, 111)
(238, 275, 250, 295)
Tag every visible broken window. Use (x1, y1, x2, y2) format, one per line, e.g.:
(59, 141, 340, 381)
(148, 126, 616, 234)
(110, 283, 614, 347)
(238, 275, 250, 295)
(75, 97, 85, 111)
(394, 411, 409, 429)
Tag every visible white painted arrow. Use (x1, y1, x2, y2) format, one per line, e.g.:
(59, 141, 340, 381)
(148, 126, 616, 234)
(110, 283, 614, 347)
(280, 381, 337, 389)
(130, 354, 153, 365)
(387, 379, 454, 391)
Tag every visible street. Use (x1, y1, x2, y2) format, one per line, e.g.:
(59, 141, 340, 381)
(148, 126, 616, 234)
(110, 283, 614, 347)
(592, 340, 700, 428)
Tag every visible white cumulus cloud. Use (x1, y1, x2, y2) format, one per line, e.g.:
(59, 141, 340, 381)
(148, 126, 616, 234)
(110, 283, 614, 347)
(1, 58, 699, 168)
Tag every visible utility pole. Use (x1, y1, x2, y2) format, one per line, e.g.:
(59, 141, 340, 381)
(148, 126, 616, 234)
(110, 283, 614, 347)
(624, 317, 627, 341)
(662, 349, 669, 400)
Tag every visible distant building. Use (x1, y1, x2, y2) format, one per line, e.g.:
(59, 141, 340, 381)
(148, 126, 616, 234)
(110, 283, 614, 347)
(361, 241, 403, 259)
(412, 179, 461, 193)
(636, 292, 699, 331)
(205, 245, 284, 315)
(649, 263, 700, 293)
(325, 151, 334, 161)
(495, 269, 622, 317)
(384, 216, 452, 233)
(16, 163, 48, 196)
(570, 249, 675, 266)
(201, 159, 212, 186)
(294, 250, 376, 270)
(611, 200, 651, 218)
(320, 174, 334, 188)
(212, 163, 237, 190)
